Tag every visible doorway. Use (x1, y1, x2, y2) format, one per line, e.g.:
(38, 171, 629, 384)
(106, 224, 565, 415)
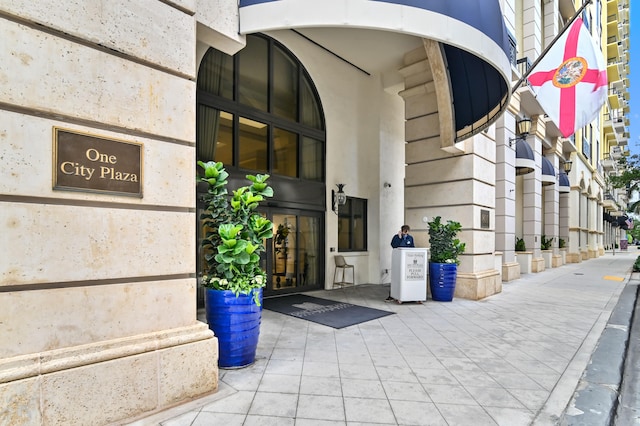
(267, 209, 324, 296)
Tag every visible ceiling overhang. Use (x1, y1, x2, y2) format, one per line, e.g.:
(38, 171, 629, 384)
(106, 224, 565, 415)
(239, 0, 512, 142)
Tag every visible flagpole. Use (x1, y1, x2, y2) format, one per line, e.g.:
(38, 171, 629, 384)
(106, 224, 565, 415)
(511, 0, 593, 93)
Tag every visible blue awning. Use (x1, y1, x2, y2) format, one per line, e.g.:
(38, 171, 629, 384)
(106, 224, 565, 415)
(559, 172, 570, 193)
(515, 140, 534, 176)
(238, 0, 512, 142)
(542, 157, 556, 186)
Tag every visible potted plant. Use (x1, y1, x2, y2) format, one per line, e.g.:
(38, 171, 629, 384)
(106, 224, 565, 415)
(427, 216, 465, 301)
(197, 160, 274, 368)
(515, 236, 532, 274)
(540, 235, 553, 269)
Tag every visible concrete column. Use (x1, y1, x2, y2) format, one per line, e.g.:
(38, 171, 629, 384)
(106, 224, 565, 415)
(404, 134, 501, 300)
(567, 186, 582, 263)
(542, 0, 561, 46)
(580, 190, 589, 260)
(544, 153, 560, 267)
(495, 112, 520, 282)
(559, 192, 570, 245)
(523, 117, 544, 272)
(588, 196, 598, 258)
(522, 0, 542, 59)
(399, 44, 500, 300)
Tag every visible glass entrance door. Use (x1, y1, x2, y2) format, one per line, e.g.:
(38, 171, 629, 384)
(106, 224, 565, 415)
(267, 210, 323, 296)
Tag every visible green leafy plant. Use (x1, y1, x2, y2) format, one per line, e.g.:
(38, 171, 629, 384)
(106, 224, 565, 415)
(634, 255, 640, 272)
(515, 237, 526, 252)
(198, 161, 274, 305)
(427, 216, 465, 264)
(559, 238, 566, 248)
(541, 235, 553, 250)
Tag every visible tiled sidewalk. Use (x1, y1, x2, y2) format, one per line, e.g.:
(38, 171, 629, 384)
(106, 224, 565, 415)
(134, 251, 635, 426)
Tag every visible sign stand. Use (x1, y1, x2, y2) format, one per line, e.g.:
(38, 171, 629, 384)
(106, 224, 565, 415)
(391, 248, 429, 303)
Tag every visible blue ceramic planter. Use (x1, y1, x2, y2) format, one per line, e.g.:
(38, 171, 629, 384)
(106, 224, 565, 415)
(429, 263, 457, 302)
(205, 288, 262, 368)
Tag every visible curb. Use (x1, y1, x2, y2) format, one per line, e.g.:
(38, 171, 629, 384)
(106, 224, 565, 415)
(559, 273, 640, 425)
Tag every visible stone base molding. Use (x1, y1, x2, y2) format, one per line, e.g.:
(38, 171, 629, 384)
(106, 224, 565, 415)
(552, 255, 563, 268)
(566, 252, 583, 263)
(0, 324, 218, 425)
(455, 269, 502, 300)
(588, 249, 598, 259)
(532, 257, 545, 273)
(516, 252, 533, 274)
(501, 262, 521, 282)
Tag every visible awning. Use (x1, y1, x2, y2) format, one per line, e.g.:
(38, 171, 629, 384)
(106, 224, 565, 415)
(515, 140, 534, 175)
(558, 172, 570, 193)
(541, 157, 556, 186)
(618, 215, 631, 230)
(238, 0, 512, 142)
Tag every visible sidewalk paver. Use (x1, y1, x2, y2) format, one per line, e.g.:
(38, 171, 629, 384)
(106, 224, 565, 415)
(129, 251, 637, 426)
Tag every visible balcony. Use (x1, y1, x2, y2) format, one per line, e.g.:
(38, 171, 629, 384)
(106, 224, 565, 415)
(607, 61, 623, 82)
(607, 20, 620, 40)
(603, 192, 617, 210)
(607, 39, 622, 61)
(601, 158, 616, 171)
(608, 89, 622, 109)
(611, 146, 623, 159)
(613, 117, 626, 133)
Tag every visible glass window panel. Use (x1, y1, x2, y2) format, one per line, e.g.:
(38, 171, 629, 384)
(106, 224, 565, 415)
(338, 197, 367, 251)
(301, 74, 323, 129)
(238, 36, 268, 111)
(298, 215, 320, 287)
(300, 136, 323, 181)
(273, 128, 297, 177)
(197, 49, 233, 100)
(197, 106, 233, 165)
(214, 111, 233, 165)
(239, 116, 268, 172)
(272, 214, 297, 290)
(351, 199, 367, 251)
(273, 46, 298, 120)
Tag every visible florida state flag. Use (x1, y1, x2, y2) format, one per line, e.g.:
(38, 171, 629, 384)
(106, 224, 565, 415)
(527, 18, 607, 137)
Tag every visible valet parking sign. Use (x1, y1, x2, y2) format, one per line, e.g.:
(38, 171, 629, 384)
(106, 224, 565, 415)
(53, 128, 143, 197)
(404, 251, 426, 281)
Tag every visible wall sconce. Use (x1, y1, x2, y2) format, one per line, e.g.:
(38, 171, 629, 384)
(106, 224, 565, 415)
(508, 117, 532, 147)
(563, 161, 573, 173)
(332, 184, 347, 213)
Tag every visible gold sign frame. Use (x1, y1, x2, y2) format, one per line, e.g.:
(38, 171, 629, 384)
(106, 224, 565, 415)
(53, 127, 143, 197)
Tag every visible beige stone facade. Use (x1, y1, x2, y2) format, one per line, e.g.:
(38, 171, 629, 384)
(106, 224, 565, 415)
(0, 1, 220, 423)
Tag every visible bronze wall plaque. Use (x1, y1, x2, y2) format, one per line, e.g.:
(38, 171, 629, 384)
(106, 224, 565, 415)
(481, 209, 490, 229)
(53, 128, 143, 197)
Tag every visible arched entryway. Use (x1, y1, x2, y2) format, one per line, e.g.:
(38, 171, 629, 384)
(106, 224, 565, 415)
(196, 34, 327, 302)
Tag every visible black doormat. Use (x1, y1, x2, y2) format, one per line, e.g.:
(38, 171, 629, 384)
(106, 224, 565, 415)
(263, 294, 394, 329)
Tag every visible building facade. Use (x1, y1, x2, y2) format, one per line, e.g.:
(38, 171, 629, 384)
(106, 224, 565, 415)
(0, 0, 630, 423)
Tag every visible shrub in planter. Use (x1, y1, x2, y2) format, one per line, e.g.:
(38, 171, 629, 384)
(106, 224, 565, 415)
(197, 160, 274, 367)
(427, 216, 465, 301)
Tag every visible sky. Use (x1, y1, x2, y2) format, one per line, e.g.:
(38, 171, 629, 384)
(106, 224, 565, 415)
(629, 2, 638, 155)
